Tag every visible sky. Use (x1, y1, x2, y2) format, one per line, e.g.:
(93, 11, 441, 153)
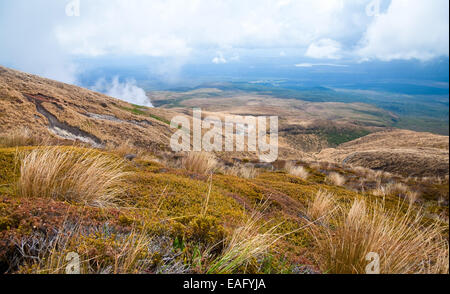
(0, 0, 449, 92)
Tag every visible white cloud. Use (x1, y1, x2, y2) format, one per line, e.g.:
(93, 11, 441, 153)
(305, 39, 343, 59)
(0, 0, 448, 84)
(358, 0, 449, 61)
(92, 77, 153, 107)
(212, 52, 227, 64)
(52, 0, 369, 58)
(0, 1, 78, 84)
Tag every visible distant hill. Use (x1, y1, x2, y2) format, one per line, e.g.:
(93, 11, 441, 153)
(317, 129, 449, 177)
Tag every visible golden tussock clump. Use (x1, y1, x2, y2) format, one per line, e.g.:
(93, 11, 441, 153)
(206, 209, 281, 274)
(17, 147, 129, 207)
(326, 172, 346, 186)
(310, 199, 449, 274)
(372, 182, 413, 197)
(372, 182, 421, 205)
(182, 151, 218, 175)
(224, 165, 259, 179)
(285, 161, 309, 180)
(350, 165, 393, 182)
(306, 190, 334, 222)
(0, 128, 42, 147)
(106, 139, 138, 157)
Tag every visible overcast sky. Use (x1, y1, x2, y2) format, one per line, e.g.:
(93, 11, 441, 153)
(0, 0, 448, 84)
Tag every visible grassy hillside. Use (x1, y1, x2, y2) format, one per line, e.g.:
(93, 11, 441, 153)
(0, 143, 448, 274)
(0, 67, 448, 274)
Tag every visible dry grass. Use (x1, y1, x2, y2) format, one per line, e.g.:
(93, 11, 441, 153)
(106, 140, 138, 157)
(372, 182, 412, 198)
(182, 152, 218, 175)
(285, 162, 309, 180)
(372, 185, 388, 197)
(102, 229, 154, 274)
(17, 147, 128, 207)
(309, 162, 322, 170)
(105, 139, 156, 161)
(224, 165, 259, 179)
(326, 172, 346, 186)
(406, 191, 420, 205)
(206, 210, 280, 274)
(307, 190, 334, 222)
(351, 165, 393, 182)
(386, 182, 409, 196)
(0, 128, 42, 147)
(311, 199, 449, 274)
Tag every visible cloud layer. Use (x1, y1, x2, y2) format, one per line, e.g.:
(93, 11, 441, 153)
(0, 0, 448, 83)
(358, 0, 449, 61)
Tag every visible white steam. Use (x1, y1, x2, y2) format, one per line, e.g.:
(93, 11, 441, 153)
(92, 77, 153, 107)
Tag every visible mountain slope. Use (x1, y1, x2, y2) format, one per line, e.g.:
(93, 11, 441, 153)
(0, 66, 447, 274)
(0, 66, 177, 151)
(317, 129, 449, 177)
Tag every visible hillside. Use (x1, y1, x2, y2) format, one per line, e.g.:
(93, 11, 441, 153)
(317, 130, 449, 177)
(0, 66, 178, 151)
(0, 66, 448, 274)
(1, 65, 448, 178)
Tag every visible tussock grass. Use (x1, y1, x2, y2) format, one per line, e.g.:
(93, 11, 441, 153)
(406, 191, 420, 205)
(386, 182, 409, 196)
(311, 199, 449, 274)
(285, 162, 309, 180)
(326, 172, 346, 186)
(309, 162, 322, 170)
(17, 147, 128, 207)
(105, 139, 138, 157)
(351, 165, 392, 182)
(101, 229, 154, 274)
(307, 190, 334, 222)
(206, 210, 280, 274)
(182, 152, 217, 175)
(372, 182, 412, 198)
(0, 128, 42, 147)
(224, 165, 259, 179)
